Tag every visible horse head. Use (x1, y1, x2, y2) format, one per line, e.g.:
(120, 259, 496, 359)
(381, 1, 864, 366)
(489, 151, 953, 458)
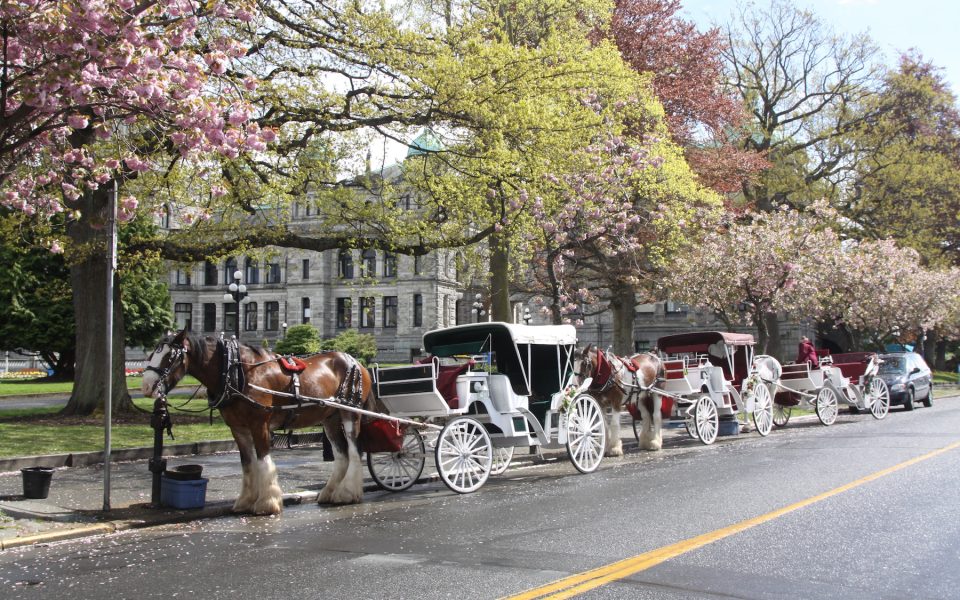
(574, 344, 597, 385)
(141, 329, 192, 397)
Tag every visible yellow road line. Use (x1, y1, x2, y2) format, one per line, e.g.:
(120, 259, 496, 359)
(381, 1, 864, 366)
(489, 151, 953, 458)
(504, 440, 960, 600)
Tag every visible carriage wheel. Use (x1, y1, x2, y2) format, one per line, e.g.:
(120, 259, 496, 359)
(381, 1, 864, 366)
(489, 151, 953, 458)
(815, 387, 839, 426)
(367, 428, 426, 492)
(867, 378, 890, 420)
(683, 404, 700, 440)
(751, 384, 774, 437)
(773, 403, 792, 427)
(566, 394, 606, 474)
(435, 417, 492, 494)
(694, 395, 719, 445)
(489, 445, 515, 476)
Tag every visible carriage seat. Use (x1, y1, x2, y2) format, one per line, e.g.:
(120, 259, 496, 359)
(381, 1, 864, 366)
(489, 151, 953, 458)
(662, 360, 686, 380)
(780, 362, 811, 380)
(830, 352, 873, 383)
(436, 363, 473, 409)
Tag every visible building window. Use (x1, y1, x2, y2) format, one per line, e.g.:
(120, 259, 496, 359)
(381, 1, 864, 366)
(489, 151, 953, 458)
(302, 258, 310, 280)
(204, 261, 218, 286)
(383, 296, 398, 328)
(176, 269, 191, 285)
(360, 297, 375, 328)
(244, 302, 258, 331)
(301, 297, 311, 324)
(338, 250, 353, 279)
(384, 252, 397, 278)
(413, 294, 423, 327)
(336, 298, 352, 329)
(361, 249, 376, 277)
(174, 303, 192, 330)
(265, 261, 281, 284)
(413, 254, 423, 275)
(264, 301, 280, 331)
(203, 303, 216, 332)
(224, 302, 238, 334)
(245, 258, 259, 284)
(224, 257, 238, 284)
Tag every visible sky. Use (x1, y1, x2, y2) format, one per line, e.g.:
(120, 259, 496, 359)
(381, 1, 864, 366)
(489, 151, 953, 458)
(680, 0, 960, 94)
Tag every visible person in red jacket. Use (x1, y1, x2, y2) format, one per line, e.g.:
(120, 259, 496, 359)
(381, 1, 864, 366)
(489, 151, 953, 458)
(796, 336, 819, 367)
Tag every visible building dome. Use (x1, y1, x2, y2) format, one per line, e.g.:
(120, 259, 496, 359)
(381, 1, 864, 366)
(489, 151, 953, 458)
(406, 129, 442, 158)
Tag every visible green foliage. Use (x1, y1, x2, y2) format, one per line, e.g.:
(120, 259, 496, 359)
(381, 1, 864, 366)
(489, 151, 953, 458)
(274, 324, 322, 355)
(320, 329, 378, 365)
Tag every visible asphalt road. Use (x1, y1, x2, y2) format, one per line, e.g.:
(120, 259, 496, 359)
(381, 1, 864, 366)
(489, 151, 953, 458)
(1, 401, 958, 599)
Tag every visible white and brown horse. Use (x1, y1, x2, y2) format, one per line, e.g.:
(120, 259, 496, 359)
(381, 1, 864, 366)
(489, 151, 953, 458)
(141, 330, 373, 516)
(575, 345, 662, 454)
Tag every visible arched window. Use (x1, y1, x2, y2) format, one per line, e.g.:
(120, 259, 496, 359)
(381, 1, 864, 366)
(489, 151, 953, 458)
(224, 257, 238, 284)
(383, 252, 397, 278)
(338, 249, 353, 279)
(244, 302, 258, 331)
(245, 258, 259, 284)
(361, 249, 376, 277)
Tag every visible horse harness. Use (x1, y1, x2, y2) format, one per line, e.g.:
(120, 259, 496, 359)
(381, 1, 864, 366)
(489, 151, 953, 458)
(589, 349, 660, 406)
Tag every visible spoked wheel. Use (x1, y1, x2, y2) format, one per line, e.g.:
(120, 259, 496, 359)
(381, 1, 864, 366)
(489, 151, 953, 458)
(367, 427, 426, 492)
(694, 395, 719, 445)
(683, 403, 699, 440)
(815, 387, 839, 426)
(751, 383, 774, 436)
(566, 394, 606, 474)
(867, 378, 890, 420)
(773, 403, 792, 427)
(435, 417, 492, 494)
(489, 445, 515, 476)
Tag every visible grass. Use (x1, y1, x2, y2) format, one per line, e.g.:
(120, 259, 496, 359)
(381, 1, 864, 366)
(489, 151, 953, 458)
(0, 395, 234, 458)
(933, 371, 959, 384)
(0, 375, 202, 397)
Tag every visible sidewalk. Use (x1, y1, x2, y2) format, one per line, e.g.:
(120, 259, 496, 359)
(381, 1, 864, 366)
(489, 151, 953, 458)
(0, 441, 395, 550)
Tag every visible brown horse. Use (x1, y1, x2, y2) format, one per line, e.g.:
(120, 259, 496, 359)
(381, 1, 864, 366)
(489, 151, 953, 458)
(575, 345, 661, 454)
(141, 330, 373, 516)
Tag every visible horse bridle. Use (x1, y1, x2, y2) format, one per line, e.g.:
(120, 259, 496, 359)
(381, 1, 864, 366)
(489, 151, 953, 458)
(144, 340, 187, 396)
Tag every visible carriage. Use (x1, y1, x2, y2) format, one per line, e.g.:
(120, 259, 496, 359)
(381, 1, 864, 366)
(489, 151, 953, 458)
(772, 351, 890, 426)
(366, 322, 607, 494)
(653, 331, 775, 445)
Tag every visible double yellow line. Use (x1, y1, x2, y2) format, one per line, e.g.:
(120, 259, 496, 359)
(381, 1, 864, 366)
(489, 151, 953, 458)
(505, 440, 960, 600)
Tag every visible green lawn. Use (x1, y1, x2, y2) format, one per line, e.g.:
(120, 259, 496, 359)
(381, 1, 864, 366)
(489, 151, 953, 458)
(0, 375, 202, 397)
(0, 395, 233, 458)
(933, 370, 959, 384)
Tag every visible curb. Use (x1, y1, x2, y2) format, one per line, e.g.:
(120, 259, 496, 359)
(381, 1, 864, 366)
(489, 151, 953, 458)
(0, 475, 445, 550)
(0, 440, 238, 474)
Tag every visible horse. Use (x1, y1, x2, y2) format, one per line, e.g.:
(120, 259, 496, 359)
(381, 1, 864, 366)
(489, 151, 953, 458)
(574, 344, 662, 454)
(141, 329, 373, 516)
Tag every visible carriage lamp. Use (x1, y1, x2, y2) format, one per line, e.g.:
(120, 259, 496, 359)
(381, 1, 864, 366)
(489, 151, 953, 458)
(222, 269, 249, 341)
(523, 307, 532, 325)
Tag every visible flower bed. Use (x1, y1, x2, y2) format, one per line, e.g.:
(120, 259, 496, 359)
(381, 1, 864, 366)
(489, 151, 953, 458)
(0, 369, 48, 380)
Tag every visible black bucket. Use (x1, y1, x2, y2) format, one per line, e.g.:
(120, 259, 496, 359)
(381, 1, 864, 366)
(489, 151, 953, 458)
(21, 467, 54, 499)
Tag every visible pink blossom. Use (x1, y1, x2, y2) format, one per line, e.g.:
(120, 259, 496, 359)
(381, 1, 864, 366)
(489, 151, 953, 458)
(50, 240, 64, 254)
(67, 115, 88, 129)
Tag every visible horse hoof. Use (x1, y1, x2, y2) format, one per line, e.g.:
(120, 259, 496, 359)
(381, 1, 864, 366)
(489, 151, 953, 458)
(252, 499, 282, 515)
(604, 447, 624, 458)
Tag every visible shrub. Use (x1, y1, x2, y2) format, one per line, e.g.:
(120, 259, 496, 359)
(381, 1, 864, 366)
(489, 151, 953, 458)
(274, 324, 321, 355)
(320, 329, 378, 365)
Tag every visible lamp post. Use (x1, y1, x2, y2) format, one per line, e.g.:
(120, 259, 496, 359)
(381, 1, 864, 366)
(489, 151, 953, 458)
(282, 322, 288, 338)
(222, 270, 248, 341)
(522, 307, 532, 325)
(472, 293, 486, 323)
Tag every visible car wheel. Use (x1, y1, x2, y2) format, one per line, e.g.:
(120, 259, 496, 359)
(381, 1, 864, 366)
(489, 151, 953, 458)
(922, 386, 933, 408)
(903, 388, 915, 411)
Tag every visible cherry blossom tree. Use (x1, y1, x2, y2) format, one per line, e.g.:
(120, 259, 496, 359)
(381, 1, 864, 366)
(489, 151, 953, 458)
(662, 204, 840, 357)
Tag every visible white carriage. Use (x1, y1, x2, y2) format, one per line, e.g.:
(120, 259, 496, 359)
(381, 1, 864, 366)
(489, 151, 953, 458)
(365, 322, 607, 494)
(655, 331, 775, 445)
(773, 351, 890, 426)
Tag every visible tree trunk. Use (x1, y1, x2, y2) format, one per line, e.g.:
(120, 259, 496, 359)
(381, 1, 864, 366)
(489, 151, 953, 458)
(609, 283, 635, 355)
(61, 185, 132, 416)
(752, 309, 769, 356)
(489, 230, 511, 322)
(763, 312, 782, 361)
(935, 338, 947, 371)
(922, 329, 937, 367)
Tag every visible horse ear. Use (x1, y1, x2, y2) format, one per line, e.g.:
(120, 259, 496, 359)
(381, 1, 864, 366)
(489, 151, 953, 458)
(173, 329, 188, 345)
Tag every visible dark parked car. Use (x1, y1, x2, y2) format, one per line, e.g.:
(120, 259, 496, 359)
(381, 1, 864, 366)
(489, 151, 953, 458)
(877, 352, 933, 410)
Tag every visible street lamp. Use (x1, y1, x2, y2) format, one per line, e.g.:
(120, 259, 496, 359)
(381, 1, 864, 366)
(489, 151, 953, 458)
(222, 269, 249, 341)
(472, 293, 486, 323)
(282, 322, 288, 338)
(523, 307, 532, 325)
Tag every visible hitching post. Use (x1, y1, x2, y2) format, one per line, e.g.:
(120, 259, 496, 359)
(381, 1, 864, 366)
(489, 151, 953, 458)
(148, 395, 170, 507)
